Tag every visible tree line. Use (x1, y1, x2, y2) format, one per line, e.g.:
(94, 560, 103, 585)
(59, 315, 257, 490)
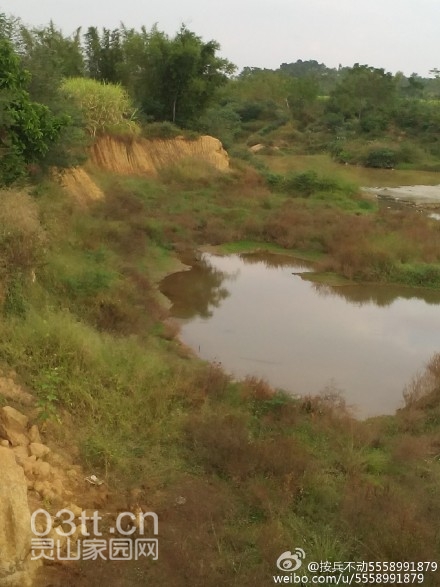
(1, 12, 440, 185)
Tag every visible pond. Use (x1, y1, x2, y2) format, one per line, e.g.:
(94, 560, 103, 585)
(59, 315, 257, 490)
(161, 252, 440, 417)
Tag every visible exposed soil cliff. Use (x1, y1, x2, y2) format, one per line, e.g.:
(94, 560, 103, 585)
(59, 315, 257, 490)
(61, 167, 104, 206)
(62, 134, 229, 204)
(90, 134, 229, 176)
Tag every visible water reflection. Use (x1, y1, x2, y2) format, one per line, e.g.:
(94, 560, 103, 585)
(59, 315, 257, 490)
(161, 252, 440, 416)
(161, 255, 237, 319)
(310, 281, 440, 307)
(239, 251, 313, 271)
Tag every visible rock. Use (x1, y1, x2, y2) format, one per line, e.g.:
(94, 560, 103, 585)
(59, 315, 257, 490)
(66, 504, 83, 518)
(12, 445, 30, 465)
(32, 461, 51, 481)
(28, 425, 41, 444)
(249, 143, 265, 153)
(46, 452, 70, 468)
(33, 481, 55, 501)
(0, 377, 34, 406)
(21, 455, 38, 477)
(51, 478, 64, 497)
(29, 443, 50, 459)
(66, 469, 78, 480)
(0, 407, 29, 447)
(0, 439, 9, 447)
(0, 446, 40, 586)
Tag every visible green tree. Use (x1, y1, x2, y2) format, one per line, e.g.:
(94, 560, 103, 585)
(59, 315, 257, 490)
(196, 104, 241, 148)
(279, 59, 340, 94)
(231, 69, 289, 106)
(223, 69, 291, 126)
(0, 37, 67, 184)
(84, 26, 122, 83)
(84, 27, 101, 80)
(285, 76, 320, 126)
(327, 64, 397, 132)
(139, 25, 236, 125)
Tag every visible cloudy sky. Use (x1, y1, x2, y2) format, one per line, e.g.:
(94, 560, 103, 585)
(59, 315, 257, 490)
(1, 0, 439, 76)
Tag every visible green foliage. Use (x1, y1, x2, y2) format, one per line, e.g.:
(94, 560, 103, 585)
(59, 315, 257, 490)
(35, 367, 62, 422)
(142, 121, 183, 139)
(327, 64, 397, 133)
(84, 26, 122, 83)
(265, 169, 356, 197)
(47, 248, 118, 299)
(141, 25, 236, 125)
(391, 263, 440, 287)
(61, 77, 139, 136)
(258, 117, 289, 136)
(235, 101, 265, 122)
(286, 76, 320, 126)
(196, 104, 241, 147)
(0, 38, 67, 184)
(0, 20, 89, 171)
(17, 21, 84, 105)
(364, 148, 397, 169)
(3, 275, 27, 317)
(329, 138, 430, 170)
(230, 68, 289, 107)
(279, 59, 341, 94)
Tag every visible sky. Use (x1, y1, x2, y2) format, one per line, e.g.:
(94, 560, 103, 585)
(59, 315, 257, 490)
(1, 0, 439, 77)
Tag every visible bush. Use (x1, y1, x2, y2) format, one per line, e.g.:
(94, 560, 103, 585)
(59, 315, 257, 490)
(235, 101, 265, 122)
(142, 121, 200, 141)
(196, 105, 241, 148)
(330, 138, 433, 170)
(391, 263, 440, 287)
(142, 121, 182, 139)
(364, 148, 398, 169)
(258, 117, 289, 136)
(61, 78, 140, 137)
(265, 170, 356, 197)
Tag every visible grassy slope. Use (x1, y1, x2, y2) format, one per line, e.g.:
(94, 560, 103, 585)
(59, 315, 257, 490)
(1, 158, 440, 585)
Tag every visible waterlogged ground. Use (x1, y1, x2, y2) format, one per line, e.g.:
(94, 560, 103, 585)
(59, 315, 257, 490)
(161, 253, 440, 417)
(363, 184, 440, 206)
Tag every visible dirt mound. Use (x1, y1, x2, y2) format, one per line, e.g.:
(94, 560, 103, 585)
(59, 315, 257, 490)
(61, 167, 104, 205)
(90, 135, 229, 176)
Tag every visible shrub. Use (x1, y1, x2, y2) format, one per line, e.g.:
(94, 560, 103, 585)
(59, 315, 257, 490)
(391, 263, 440, 287)
(265, 169, 356, 198)
(142, 122, 199, 141)
(142, 121, 182, 139)
(196, 104, 241, 148)
(364, 148, 398, 169)
(61, 78, 140, 137)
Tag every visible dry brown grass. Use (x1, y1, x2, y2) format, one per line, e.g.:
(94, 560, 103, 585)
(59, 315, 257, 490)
(0, 189, 45, 272)
(341, 481, 437, 560)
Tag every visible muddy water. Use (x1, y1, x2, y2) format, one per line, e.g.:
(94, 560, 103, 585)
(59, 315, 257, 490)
(161, 253, 440, 417)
